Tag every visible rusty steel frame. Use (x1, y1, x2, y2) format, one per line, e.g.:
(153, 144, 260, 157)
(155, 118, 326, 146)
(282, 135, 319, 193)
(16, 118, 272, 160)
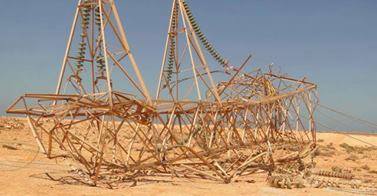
(7, 0, 318, 186)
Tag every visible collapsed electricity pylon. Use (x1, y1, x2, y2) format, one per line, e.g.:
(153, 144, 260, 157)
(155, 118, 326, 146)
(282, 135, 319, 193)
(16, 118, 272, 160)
(151, 0, 317, 183)
(7, 0, 318, 186)
(7, 0, 156, 183)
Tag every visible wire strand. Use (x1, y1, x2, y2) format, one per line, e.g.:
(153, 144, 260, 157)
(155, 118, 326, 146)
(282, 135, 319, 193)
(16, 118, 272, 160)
(319, 104, 377, 130)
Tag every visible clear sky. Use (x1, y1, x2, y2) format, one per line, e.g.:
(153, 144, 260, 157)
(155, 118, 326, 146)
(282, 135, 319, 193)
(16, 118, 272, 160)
(0, 0, 376, 131)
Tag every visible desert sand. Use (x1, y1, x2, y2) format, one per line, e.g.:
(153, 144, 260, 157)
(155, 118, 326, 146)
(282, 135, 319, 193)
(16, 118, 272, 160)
(1, 117, 376, 196)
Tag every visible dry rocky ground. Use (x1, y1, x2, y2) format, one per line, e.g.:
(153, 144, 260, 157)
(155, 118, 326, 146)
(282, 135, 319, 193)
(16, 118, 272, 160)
(0, 117, 377, 196)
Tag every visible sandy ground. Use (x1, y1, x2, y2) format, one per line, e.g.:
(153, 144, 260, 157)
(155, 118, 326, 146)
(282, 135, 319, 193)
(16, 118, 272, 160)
(1, 118, 377, 196)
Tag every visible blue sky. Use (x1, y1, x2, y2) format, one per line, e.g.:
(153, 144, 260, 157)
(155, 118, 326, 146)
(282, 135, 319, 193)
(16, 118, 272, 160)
(0, 0, 376, 131)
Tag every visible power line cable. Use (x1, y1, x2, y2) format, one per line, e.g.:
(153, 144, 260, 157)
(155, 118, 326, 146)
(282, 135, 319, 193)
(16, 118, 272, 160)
(314, 118, 377, 147)
(318, 104, 377, 130)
